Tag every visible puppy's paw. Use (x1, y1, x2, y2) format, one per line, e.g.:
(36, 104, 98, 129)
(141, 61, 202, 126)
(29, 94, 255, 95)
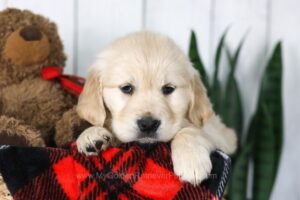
(171, 133, 212, 185)
(76, 126, 113, 156)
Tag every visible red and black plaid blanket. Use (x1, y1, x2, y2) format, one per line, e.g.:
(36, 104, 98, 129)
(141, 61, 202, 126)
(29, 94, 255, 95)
(0, 142, 231, 200)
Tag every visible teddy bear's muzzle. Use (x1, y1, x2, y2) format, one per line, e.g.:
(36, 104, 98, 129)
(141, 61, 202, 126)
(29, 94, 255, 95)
(3, 25, 50, 66)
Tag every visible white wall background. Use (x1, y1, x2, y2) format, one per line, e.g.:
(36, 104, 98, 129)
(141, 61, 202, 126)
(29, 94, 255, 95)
(0, 0, 299, 199)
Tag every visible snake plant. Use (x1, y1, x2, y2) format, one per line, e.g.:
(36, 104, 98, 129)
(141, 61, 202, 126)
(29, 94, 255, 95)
(189, 31, 283, 200)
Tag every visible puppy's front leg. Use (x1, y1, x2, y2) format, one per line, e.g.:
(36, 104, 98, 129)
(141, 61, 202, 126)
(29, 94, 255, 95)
(172, 116, 237, 185)
(76, 126, 115, 156)
(171, 126, 213, 185)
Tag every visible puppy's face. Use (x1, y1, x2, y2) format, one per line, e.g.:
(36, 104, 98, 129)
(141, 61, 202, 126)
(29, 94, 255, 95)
(102, 54, 191, 143)
(77, 32, 213, 143)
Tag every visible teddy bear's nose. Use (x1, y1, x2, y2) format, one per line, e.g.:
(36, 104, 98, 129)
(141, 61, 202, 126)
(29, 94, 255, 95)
(19, 25, 42, 41)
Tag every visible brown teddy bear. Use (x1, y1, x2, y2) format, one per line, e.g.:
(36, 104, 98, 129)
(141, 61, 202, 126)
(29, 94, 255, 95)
(0, 8, 89, 199)
(0, 8, 80, 147)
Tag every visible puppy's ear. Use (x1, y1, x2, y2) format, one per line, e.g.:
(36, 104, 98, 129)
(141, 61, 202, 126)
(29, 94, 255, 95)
(188, 73, 214, 127)
(77, 71, 106, 126)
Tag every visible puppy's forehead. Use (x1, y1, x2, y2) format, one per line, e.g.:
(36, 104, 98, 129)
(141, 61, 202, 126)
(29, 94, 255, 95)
(94, 32, 194, 86)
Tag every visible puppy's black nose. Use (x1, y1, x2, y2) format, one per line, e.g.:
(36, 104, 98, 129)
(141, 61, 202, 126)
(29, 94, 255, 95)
(20, 25, 42, 41)
(137, 117, 161, 133)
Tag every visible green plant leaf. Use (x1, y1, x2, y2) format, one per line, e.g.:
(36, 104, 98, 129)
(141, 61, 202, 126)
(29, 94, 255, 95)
(243, 42, 283, 199)
(227, 42, 283, 200)
(228, 142, 252, 200)
(221, 38, 245, 146)
(227, 93, 258, 200)
(222, 75, 243, 145)
(211, 27, 230, 113)
(252, 103, 277, 200)
(214, 27, 230, 79)
(226, 34, 247, 74)
(188, 30, 210, 90)
(257, 42, 283, 174)
(210, 80, 222, 113)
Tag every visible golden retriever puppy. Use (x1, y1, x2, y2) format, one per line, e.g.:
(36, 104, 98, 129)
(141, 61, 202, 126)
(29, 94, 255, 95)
(76, 31, 237, 185)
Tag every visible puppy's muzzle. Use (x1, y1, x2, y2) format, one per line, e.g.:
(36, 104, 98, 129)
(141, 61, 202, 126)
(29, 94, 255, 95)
(137, 116, 161, 135)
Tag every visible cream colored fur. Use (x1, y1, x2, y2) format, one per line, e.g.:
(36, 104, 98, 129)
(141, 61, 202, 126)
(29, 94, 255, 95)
(76, 31, 237, 185)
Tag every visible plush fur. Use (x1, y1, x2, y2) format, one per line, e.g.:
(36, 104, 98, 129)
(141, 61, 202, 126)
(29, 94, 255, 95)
(0, 116, 45, 147)
(75, 31, 237, 185)
(0, 8, 77, 147)
(0, 9, 65, 88)
(0, 8, 80, 199)
(54, 107, 92, 147)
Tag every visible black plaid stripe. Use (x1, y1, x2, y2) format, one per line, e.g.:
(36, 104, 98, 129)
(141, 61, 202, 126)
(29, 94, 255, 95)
(174, 184, 215, 200)
(14, 169, 68, 200)
(114, 145, 146, 185)
(77, 145, 149, 199)
(0, 143, 231, 200)
(48, 148, 69, 164)
(148, 143, 173, 171)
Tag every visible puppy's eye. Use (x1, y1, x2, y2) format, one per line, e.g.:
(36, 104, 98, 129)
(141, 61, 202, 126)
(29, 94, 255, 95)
(162, 84, 175, 95)
(120, 84, 134, 95)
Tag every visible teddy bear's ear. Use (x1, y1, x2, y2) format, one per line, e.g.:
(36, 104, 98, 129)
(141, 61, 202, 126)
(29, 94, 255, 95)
(77, 71, 106, 126)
